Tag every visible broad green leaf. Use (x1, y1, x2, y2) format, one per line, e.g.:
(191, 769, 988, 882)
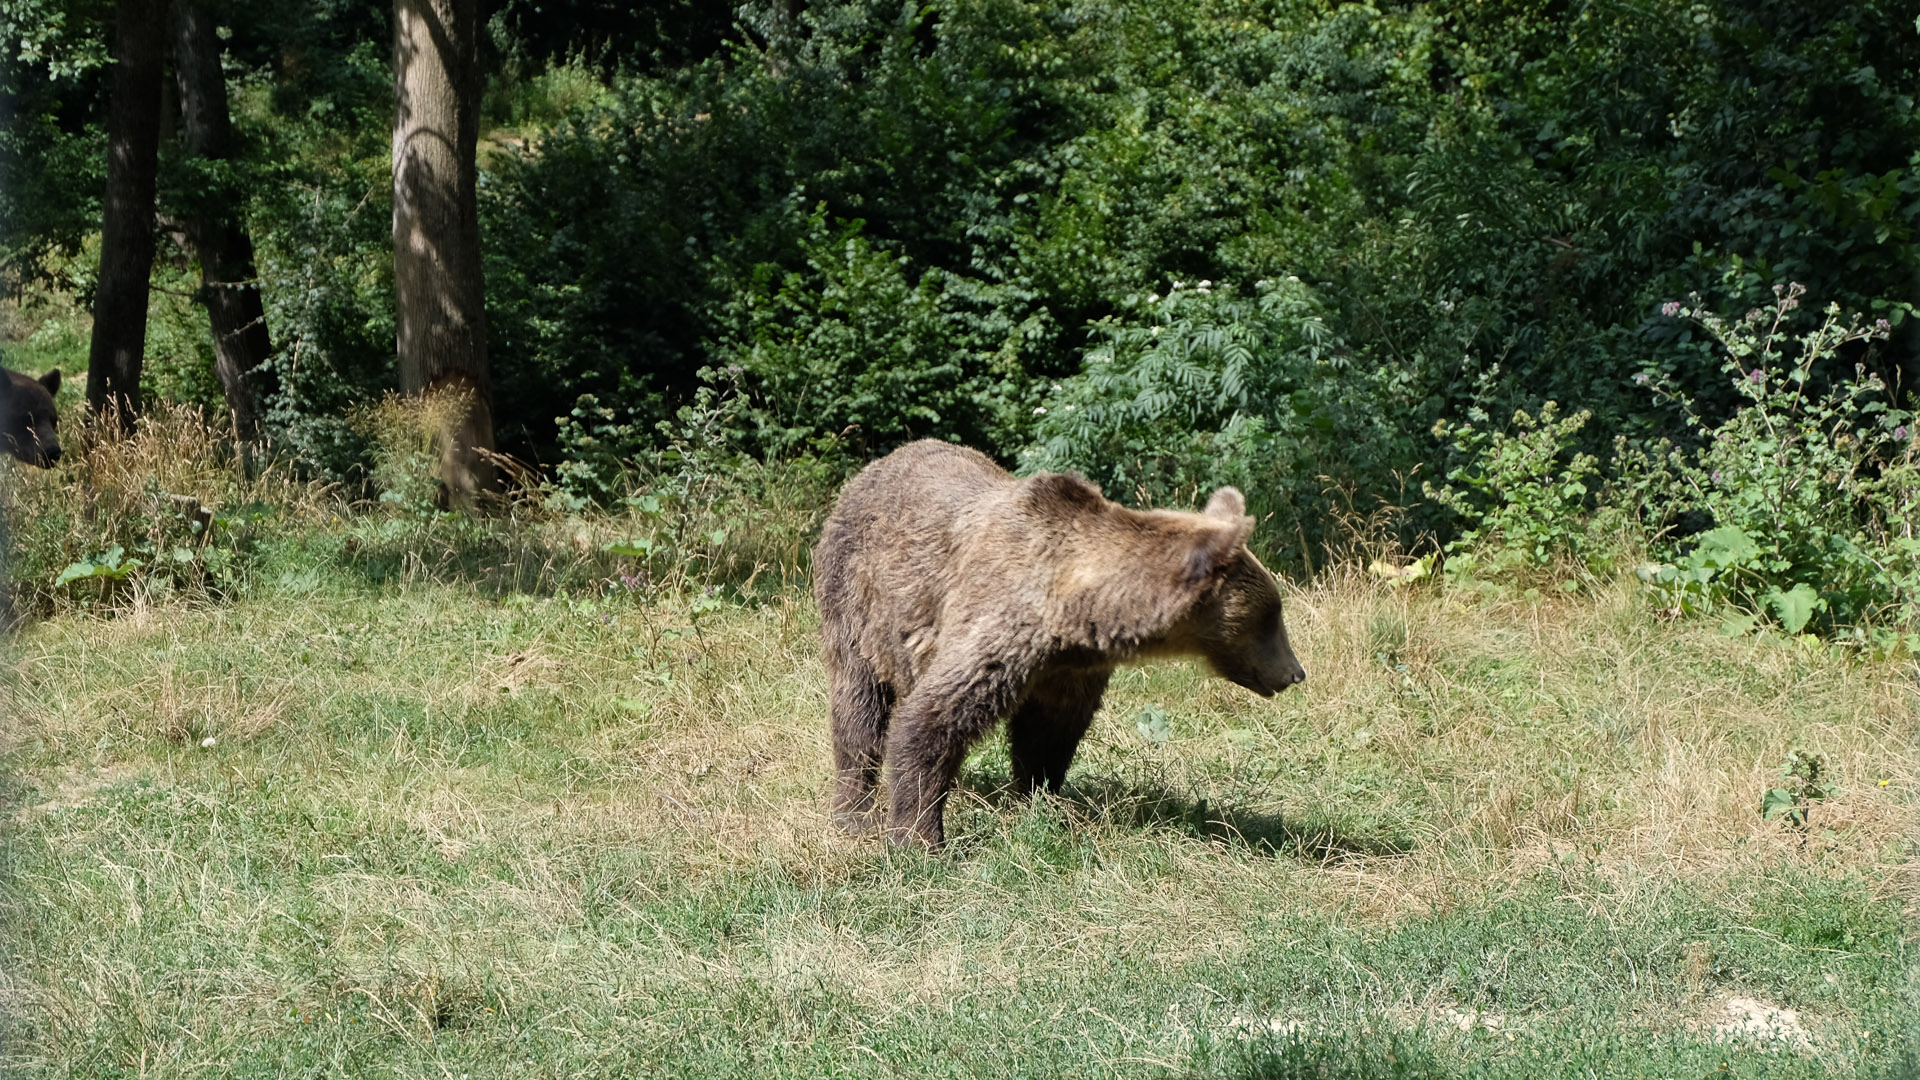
(1693, 526, 1759, 569)
(1765, 583, 1821, 634)
(53, 562, 96, 588)
(54, 554, 144, 588)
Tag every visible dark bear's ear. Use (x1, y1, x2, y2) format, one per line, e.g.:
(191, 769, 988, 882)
(38, 369, 59, 395)
(1181, 516, 1254, 586)
(1203, 487, 1246, 519)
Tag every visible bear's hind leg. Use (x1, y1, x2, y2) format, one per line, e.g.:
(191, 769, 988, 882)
(829, 651, 894, 833)
(1008, 667, 1111, 795)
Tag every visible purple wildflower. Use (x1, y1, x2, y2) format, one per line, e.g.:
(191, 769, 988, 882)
(1897, 426, 1910, 442)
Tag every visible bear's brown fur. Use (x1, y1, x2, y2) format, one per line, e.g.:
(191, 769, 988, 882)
(1, 366, 62, 467)
(814, 439, 1305, 847)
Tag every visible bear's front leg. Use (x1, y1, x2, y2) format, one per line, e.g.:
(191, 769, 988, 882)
(884, 658, 1025, 848)
(1008, 666, 1111, 794)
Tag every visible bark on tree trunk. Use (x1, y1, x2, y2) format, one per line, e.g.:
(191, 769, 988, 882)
(87, 0, 170, 426)
(171, 0, 276, 454)
(393, 0, 494, 505)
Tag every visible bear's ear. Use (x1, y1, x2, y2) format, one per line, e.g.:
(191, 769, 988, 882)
(38, 368, 59, 396)
(1180, 515, 1254, 587)
(1203, 487, 1246, 519)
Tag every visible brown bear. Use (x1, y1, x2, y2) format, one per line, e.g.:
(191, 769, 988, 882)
(814, 439, 1305, 847)
(1, 366, 62, 466)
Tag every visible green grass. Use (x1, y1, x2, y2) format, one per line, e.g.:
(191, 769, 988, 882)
(1, 566, 1916, 1077)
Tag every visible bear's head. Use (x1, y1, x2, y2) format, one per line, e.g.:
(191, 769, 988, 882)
(1177, 488, 1305, 697)
(1031, 473, 1305, 693)
(2, 366, 62, 467)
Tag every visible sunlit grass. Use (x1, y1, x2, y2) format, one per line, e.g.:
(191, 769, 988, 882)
(1, 568, 1914, 1077)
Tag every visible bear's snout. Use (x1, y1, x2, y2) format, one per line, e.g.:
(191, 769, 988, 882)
(1262, 664, 1307, 696)
(1232, 659, 1303, 697)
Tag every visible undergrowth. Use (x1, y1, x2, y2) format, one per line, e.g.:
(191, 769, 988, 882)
(1, 389, 846, 620)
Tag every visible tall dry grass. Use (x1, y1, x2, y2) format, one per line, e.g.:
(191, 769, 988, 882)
(1, 400, 336, 616)
(1, 393, 845, 620)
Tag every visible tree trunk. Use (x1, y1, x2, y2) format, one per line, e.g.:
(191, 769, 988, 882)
(172, 0, 275, 453)
(87, 0, 170, 426)
(393, 0, 494, 505)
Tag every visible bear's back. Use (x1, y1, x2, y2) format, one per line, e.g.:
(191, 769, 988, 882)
(814, 441, 1017, 687)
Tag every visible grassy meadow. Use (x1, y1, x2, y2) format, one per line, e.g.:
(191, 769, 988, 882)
(1, 500, 1916, 1077)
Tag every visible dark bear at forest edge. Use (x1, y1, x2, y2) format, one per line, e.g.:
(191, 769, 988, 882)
(814, 440, 1305, 847)
(1, 367, 62, 466)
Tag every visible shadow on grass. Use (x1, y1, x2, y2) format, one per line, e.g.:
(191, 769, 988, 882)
(960, 772, 1413, 862)
(275, 514, 810, 603)
(1198, 1033, 1452, 1080)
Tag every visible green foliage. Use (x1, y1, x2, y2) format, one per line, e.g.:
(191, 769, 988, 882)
(546, 368, 851, 593)
(468, 0, 1920, 555)
(1635, 525, 1762, 625)
(1630, 286, 1920, 637)
(11, 0, 1920, 601)
(53, 544, 143, 590)
(244, 62, 399, 480)
(714, 211, 1034, 455)
(1760, 750, 1835, 834)
(1024, 278, 1389, 553)
(1425, 402, 1607, 578)
(551, 393, 651, 508)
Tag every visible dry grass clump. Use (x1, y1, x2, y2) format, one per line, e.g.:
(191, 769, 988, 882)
(349, 386, 482, 511)
(2, 391, 844, 623)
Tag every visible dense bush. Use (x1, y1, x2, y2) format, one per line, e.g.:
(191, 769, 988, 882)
(1429, 282, 1920, 641)
(475, 1, 1920, 512)
(712, 211, 1036, 456)
(1424, 402, 1614, 580)
(1023, 278, 1397, 556)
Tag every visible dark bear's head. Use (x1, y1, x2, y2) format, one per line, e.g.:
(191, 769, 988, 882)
(1181, 488, 1306, 697)
(2, 367, 63, 467)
